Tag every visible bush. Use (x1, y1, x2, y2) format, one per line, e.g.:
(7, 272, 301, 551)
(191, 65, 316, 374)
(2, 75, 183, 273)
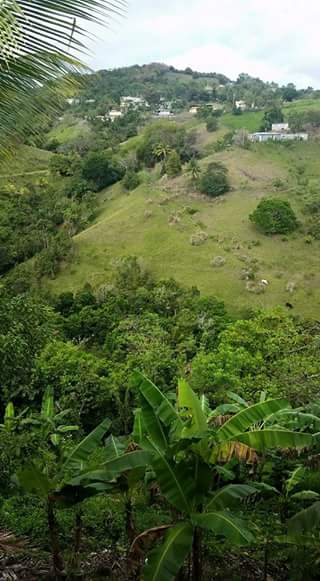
(81, 152, 125, 191)
(250, 198, 298, 234)
(206, 117, 218, 132)
(199, 162, 230, 197)
(166, 150, 182, 177)
(122, 170, 141, 191)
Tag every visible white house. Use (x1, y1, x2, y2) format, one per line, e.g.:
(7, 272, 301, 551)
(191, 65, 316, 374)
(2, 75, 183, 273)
(66, 97, 80, 106)
(189, 106, 200, 114)
(249, 132, 308, 143)
(120, 96, 148, 110)
(235, 100, 247, 111)
(272, 123, 289, 132)
(108, 109, 123, 122)
(157, 110, 174, 118)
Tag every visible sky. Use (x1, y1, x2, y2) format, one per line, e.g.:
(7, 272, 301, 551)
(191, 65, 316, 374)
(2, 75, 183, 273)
(88, 0, 320, 88)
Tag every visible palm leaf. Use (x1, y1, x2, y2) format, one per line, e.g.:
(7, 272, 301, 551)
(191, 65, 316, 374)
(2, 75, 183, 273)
(217, 399, 290, 442)
(205, 484, 258, 511)
(234, 429, 312, 451)
(63, 417, 110, 471)
(192, 511, 254, 545)
(0, 0, 126, 154)
(143, 522, 193, 581)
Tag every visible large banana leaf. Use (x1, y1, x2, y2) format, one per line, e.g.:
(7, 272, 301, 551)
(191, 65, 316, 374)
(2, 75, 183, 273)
(139, 396, 168, 452)
(286, 466, 305, 494)
(143, 522, 193, 581)
(41, 387, 55, 420)
(205, 484, 258, 511)
(178, 379, 207, 436)
(16, 465, 52, 498)
(104, 434, 127, 460)
(192, 511, 254, 545)
(150, 448, 194, 513)
(288, 501, 320, 535)
(217, 399, 290, 441)
(234, 429, 313, 451)
(70, 450, 152, 485)
(133, 372, 182, 428)
(63, 418, 110, 471)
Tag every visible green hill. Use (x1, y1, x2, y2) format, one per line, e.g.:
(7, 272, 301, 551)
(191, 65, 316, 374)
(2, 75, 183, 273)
(47, 118, 320, 318)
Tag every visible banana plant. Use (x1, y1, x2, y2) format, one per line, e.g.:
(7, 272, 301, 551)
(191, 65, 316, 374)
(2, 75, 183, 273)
(131, 372, 313, 581)
(17, 415, 112, 577)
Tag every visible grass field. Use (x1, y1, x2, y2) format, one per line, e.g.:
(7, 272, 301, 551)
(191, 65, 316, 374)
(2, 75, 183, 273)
(47, 140, 320, 318)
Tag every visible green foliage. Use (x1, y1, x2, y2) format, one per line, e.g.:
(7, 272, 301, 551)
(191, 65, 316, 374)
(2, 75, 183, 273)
(260, 106, 284, 131)
(137, 121, 197, 167)
(199, 162, 230, 197)
(81, 152, 125, 191)
(250, 198, 298, 235)
(166, 150, 182, 177)
(122, 170, 141, 191)
(206, 117, 219, 132)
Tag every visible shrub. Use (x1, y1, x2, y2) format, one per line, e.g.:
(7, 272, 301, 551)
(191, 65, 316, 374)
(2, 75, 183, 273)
(122, 170, 141, 191)
(206, 117, 218, 132)
(250, 198, 298, 234)
(81, 152, 125, 191)
(166, 150, 182, 177)
(199, 162, 230, 197)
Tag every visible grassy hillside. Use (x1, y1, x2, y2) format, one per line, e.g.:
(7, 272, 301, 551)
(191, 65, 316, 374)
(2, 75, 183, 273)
(47, 136, 320, 318)
(0, 145, 52, 183)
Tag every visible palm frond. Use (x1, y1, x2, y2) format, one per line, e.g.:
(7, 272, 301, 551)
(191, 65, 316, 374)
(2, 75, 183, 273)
(0, 0, 126, 155)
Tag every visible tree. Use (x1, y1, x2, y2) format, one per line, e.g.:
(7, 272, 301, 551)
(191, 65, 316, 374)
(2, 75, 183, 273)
(0, 1, 124, 156)
(81, 152, 125, 191)
(260, 106, 284, 131)
(166, 150, 182, 177)
(187, 157, 201, 183)
(199, 162, 230, 197)
(131, 373, 312, 581)
(206, 117, 219, 132)
(250, 198, 298, 235)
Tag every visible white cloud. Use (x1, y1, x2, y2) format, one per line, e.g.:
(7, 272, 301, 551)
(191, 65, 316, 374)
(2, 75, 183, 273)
(87, 0, 320, 87)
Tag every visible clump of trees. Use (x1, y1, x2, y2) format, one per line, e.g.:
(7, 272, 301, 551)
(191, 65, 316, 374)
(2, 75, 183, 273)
(260, 106, 284, 131)
(250, 198, 298, 234)
(136, 121, 198, 167)
(199, 162, 230, 197)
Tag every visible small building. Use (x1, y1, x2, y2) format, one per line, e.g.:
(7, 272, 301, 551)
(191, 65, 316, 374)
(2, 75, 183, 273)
(120, 96, 148, 110)
(272, 123, 289, 132)
(108, 109, 123, 122)
(66, 97, 80, 106)
(85, 99, 96, 104)
(157, 110, 174, 118)
(249, 132, 308, 143)
(189, 106, 200, 114)
(235, 100, 247, 111)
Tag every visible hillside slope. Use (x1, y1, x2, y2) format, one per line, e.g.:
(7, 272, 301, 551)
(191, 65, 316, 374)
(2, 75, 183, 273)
(47, 134, 320, 318)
